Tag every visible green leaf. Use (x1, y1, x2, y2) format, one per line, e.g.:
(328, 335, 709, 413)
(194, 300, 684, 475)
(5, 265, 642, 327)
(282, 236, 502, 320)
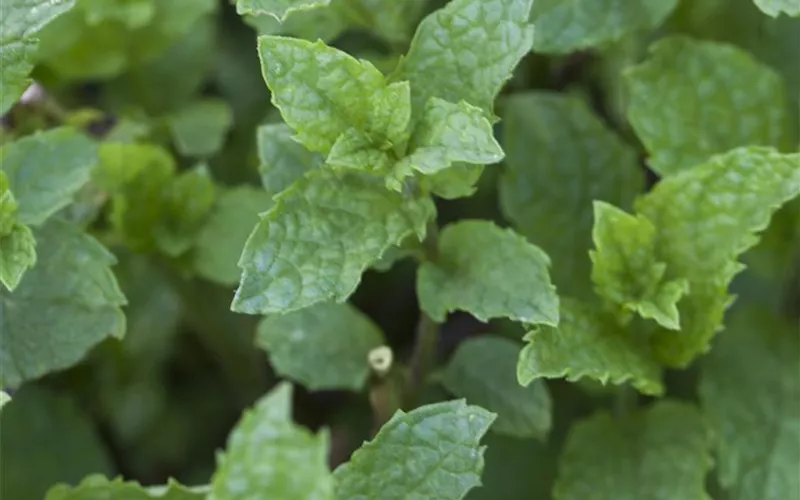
(517, 299, 663, 396)
(194, 186, 274, 286)
(233, 170, 434, 315)
(257, 35, 390, 155)
(530, 0, 678, 54)
(625, 36, 790, 175)
(554, 401, 712, 500)
(499, 92, 643, 298)
(417, 220, 559, 324)
(699, 308, 800, 500)
(0, 219, 126, 388)
(391, 98, 503, 190)
(391, 0, 535, 119)
(441, 336, 552, 439)
(0, 391, 9, 412)
(590, 201, 689, 330)
(210, 382, 334, 500)
(237, 0, 329, 21)
(0, 221, 36, 291)
(466, 435, 555, 500)
(333, 400, 496, 500)
(636, 147, 800, 366)
(153, 164, 217, 257)
(0, 0, 76, 114)
(1, 127, 98, 226)
(36, 0, 217, 80)
(428, 163, 486, 200)
(0, 386, 114, 500)
(46, 476, 208, 500)
(753, 0, 800, 17)
(81, 0, 155, 29)
(256, 302, 385, 391)
(167, 99, 233, 158)
(257, 122, 324, 197)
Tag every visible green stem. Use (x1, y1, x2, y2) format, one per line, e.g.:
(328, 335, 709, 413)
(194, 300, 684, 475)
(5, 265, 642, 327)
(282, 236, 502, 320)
(406, 220, 442, 407)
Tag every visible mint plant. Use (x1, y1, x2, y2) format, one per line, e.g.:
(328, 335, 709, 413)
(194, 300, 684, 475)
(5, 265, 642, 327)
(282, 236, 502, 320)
(1, 0, 798, 499)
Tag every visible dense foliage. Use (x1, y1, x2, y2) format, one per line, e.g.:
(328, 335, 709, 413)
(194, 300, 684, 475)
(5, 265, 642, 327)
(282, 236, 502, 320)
(1, 0, 798, 499)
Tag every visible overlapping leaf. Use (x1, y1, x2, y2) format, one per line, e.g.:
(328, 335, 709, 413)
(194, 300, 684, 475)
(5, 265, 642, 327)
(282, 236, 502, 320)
(590, 201, 688, 330)
(517, 299, 663, 395)
(233, 170, 434, 314)
(636, 147, 800, 366)
(499, 92, 643, 297)
(256, 303, 385, 391)
(699, 308, 800, 500)
(391, 0, 535, 119)
(194, 186, 274, 285)
(46, 476, 207, 500)
(753, 0, 800, 17)
(554, 402, 712, 499)
(210, 383, 333, 500)
(333, 400, 495, 500)
(1, 127, 98, 226)
(0, 219, 126, 388)
(167, 99, 233, 158)
(417, 220, 559, 324)
(530, 0, 678, 54)
(626, 36, 790, 175)
(0, 0, 76, 114)
(257, 122, 324, 196)
(442, 336, 552, 438)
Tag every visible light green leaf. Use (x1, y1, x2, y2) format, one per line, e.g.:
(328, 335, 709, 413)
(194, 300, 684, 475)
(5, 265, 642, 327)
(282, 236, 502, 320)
(257, 35, 387, 154)
(0, 0, 76, 114)
(256, 302, 384, 391)
(753, 0, 800, 16)
(0, 391, 9, 411)
(46, 476, 208, 500)
(0, 386, 114, 500)
(1, 127, 98, 226)
(106, 14, 216, 115)
(167, 99, 233, 158)
(428, 163, 486, 200)
(243, 4, 346, 42)
(554, 401, 712, 500)
(391, 98, 503, 190)
(530, 0, 678, 54)
(257, 122, 324, 197)
(36, 0, 217, 80)
(237, 0, 329, 21)
(153, 164, 216, 257)
(233, 170, 434, 315)
(194, 186, 274, 286)
(699, 308, 800, 500)
(417, 220, 559, 324)
(392, 0, 534, 119)
(334, 400, 496, 500)
(0, 221, 36, 291)
(636, 147, 800, 366)
(499, 92, 643, 298)
(0, 171, 17, 232)
(442, 336, 551, 439)
(0, 219, 126, 388)
(517, 299, 663, 396)
(210, 382, 334, 500)
(81, 0, 155, 29)
(590, 201, 688, 330)
(625, 36, 790, 175)
(97, 143, 173, 251)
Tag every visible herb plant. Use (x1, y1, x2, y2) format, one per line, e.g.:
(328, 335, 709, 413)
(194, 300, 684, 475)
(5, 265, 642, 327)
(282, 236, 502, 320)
(0, 0, 798, 499)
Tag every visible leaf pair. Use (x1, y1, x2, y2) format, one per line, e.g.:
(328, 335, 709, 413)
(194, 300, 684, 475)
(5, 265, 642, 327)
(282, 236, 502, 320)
(233, 0, 537, 315)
